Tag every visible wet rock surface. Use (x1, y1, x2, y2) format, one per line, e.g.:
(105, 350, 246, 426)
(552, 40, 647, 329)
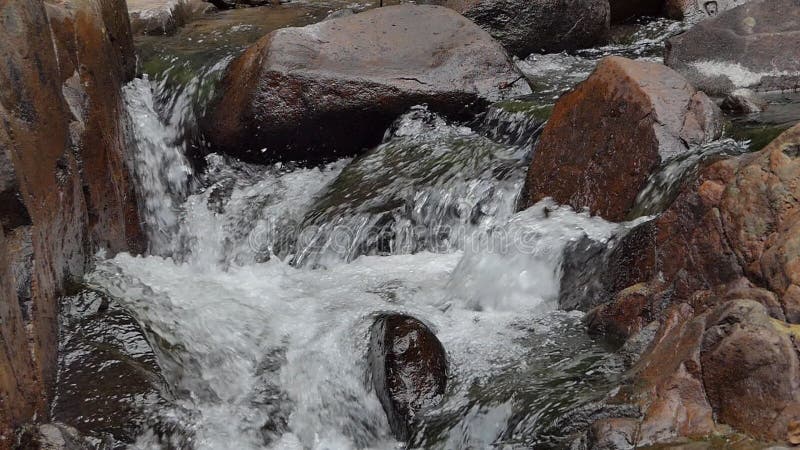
(665, 0, 800, 95)
(14, 422, 109, 450)
(442, 0, 610, 57)
(520, 56, 722, 221)
(51, 289, 171, 444)
(368, 314, 448, 441)
(0, 0, 143, 439)
(585, 124, 800, 444)
(201, 4, 531, 164)
(293, 106, 529, 267)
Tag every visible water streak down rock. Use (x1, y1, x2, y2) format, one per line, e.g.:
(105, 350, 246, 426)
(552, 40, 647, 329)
(0, 0, 142, 439)
(201, 4, 531, 164)
(520, 56, 722, 221)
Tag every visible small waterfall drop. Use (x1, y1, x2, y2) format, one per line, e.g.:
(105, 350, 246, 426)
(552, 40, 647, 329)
(124, 76, 193, 255)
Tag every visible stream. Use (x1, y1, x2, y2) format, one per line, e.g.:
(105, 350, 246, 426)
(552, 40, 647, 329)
(50, 3, 800, 449)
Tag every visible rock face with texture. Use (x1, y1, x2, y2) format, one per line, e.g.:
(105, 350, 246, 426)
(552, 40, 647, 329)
(606, 123, 800, 324)
(664, 0, 752, 22)
(202, 4, 531, 164)
(584, 123, 800, 445)
(665, 0, 800, 94)
(443, 0, 610, 57)
(128, 0, 212, 35)
(369, 314, 448, 441)
(520, 56, 723, 221)
(0, 0, 142, 440)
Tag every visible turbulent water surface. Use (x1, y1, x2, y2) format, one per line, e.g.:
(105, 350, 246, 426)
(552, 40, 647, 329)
(52, 8, 800, 450)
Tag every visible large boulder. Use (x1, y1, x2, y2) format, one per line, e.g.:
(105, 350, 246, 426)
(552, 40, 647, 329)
(368, 314, 448, 441)
(701, 300, 800, 442)
(665, 0, 800, 94)
(0, 0, 143, 439)
(582, 123, 800, 445)
(443, 0, 610, 57)
(613, 123, 800, 322)
(519, 56, 722, 221)
(663, 0, 751, 22)
(201, 4, 531, 164)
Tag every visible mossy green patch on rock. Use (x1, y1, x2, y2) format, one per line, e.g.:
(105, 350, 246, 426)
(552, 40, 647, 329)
(491, 99, 553, 120)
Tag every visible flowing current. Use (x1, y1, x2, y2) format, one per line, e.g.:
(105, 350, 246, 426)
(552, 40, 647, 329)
(60, 14, 721, 450)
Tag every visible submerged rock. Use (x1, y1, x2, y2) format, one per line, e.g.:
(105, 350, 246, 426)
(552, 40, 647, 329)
(292, 107, 528, 267)
(52, 289, 172, 444)
(202, 4, 531, 164)
(442, 0, 610, 57)
(368, 314, 448, 441)
(14, 422, 109, 450)
(520, 56, 722, 221)
(665, 0, 800, 94)
(720, 88, 767, 115)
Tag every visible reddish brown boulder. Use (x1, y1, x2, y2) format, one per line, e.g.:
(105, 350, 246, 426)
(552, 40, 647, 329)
(665, 0, 800, 94)
(631, 123, 800, 321)
(520, 56, 723, 221)
(586, 282, 660, 339)
(443, 0, 610, 56)
(369, 314, 448, 441)
(202, 4, 531, 164)
(701, 300, 800, 442)
(587, 124, 800, 445)
(601, 299, 800, 446)
(0, 0, 142, 440)
(625, 304, 717, 445)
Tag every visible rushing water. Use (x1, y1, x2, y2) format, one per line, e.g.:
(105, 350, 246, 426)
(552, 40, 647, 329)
(85, 73, 632, 448)
(52, 8, 800, 450)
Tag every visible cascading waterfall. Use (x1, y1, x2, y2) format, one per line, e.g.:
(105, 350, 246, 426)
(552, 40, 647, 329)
(81, 70, 636, 449)
(60, 13, 759, 450)
(124, 76, 193, 255)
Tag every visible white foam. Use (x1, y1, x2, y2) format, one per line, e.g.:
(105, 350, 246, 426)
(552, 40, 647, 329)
(691, 60, 796, 89)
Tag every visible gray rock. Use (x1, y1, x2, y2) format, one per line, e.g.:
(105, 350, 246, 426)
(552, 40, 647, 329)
(721, 88, 768, 114)
(664, 0, 753, 22)
(665, 0, 800, 95)
(202, 4, 531, 164)
(444, 0, 610, 57)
